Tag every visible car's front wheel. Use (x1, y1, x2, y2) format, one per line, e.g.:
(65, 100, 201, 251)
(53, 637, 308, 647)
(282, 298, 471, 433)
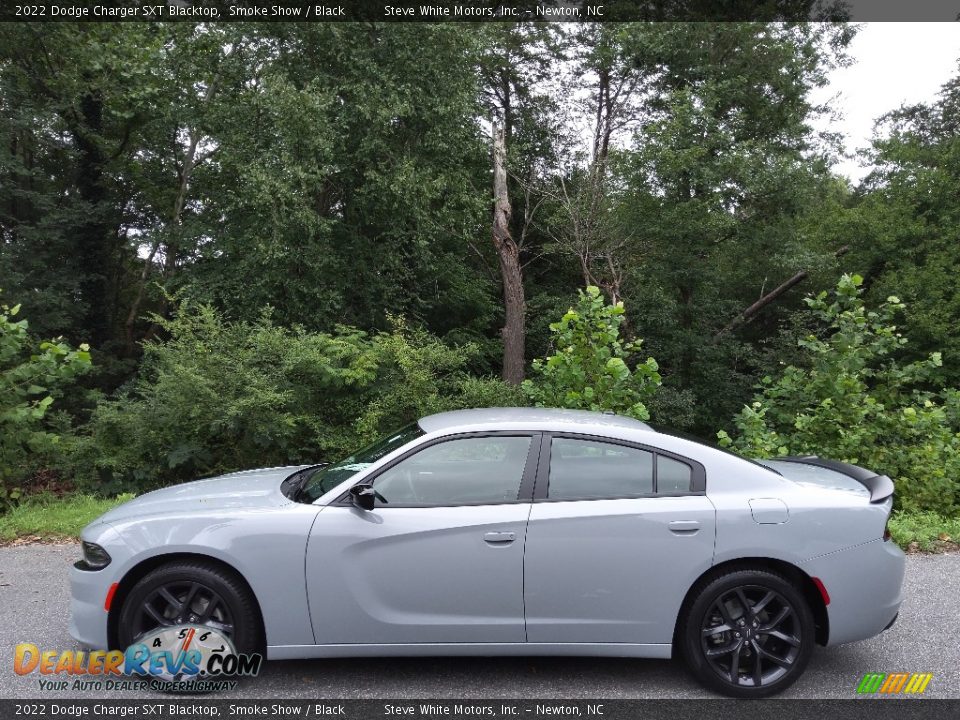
(679, 569, 814, 698)
(117, 559, 262, 655)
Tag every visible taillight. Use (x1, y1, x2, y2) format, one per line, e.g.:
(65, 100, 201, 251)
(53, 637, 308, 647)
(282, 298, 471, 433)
(811, 576, 830, 606)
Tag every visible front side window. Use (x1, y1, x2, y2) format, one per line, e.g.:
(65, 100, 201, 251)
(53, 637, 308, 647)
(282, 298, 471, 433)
(372, 435, 532, 506)
(548, 438, 654, 500)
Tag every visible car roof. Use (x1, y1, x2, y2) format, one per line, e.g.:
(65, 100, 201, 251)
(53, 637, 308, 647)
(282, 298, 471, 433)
(418, 407, 653, 434)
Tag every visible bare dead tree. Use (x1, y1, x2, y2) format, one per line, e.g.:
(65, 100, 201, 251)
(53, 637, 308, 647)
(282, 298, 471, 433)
(539, 166, 632, 305)
(544, 27, 648, 304)
(492, 121, 526, 385)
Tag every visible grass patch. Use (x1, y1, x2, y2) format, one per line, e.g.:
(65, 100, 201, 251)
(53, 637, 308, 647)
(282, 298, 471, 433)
(888, 511, 960, 552)
(0, 493, 134, 544)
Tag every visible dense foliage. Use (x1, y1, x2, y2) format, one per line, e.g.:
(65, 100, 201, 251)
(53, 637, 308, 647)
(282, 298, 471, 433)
(850, 68, 960, 389)
(70, 303, 519, 493)
(0, 22, 958, 525)
(719, 275, 960, 514)
(0, 300, 91, 507)
(524, 286, 661, 420)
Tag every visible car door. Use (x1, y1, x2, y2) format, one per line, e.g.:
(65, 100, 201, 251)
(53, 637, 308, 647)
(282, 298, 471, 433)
(524, 434, 716, 645)
(306, 432, 539, 645)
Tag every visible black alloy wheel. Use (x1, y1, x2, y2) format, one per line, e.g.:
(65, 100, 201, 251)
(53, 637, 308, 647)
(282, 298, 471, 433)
(131, 580, 234, 640)
(681, 569, 815, 697)
(117, 560, 262, 654)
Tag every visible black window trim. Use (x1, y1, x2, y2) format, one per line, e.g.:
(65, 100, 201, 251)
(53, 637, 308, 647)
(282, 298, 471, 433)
(532, 431, 707, 502)
(335, 431, 543, 508)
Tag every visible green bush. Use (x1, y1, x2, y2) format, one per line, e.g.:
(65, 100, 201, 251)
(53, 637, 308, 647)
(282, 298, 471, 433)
(355, 318, 525, 442)
(523, 286, 661, 420)
(69, 303, 521, 493)
(719, 274, 960, 514)
(0, 298, 91, 508)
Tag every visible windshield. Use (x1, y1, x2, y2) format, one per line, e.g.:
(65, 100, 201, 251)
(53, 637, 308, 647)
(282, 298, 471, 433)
(298, 423, 425, 502)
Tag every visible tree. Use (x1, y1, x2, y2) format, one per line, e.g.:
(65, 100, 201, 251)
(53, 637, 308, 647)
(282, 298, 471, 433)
(849, 63, 960, 389)
(611, 22, 854, 433)
(542, 25, 652, 303)
(523, 286, 661, 420)
(492, 121, 526, 384)
(177, 25, 494, 338)
(1, 24, 501, 380)
(0, 24, 180, 353)
(478, 24, 567, 383)
(119, 25, 254, 353)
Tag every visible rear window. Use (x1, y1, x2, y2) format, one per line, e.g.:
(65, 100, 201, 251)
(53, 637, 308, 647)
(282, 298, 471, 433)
(657, 455, 693, 493)
(649, 423, 782, 476)
(548, 438, 654, 500)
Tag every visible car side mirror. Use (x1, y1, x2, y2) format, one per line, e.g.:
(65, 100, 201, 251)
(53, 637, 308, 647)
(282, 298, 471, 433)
(350, 484, 376, 511)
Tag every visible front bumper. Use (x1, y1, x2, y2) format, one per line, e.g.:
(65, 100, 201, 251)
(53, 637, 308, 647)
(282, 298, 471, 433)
(801, 538, 906, 646)
(69, 562, 112, 649)
(69, 522, 127, 650)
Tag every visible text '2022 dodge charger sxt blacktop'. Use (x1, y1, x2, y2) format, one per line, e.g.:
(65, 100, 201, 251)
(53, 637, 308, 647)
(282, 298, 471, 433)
(71, 408, 905, 697)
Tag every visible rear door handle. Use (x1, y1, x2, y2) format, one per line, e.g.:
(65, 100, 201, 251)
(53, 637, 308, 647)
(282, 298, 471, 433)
(668, 520, 700, 534)
(483, 531, 516, 544)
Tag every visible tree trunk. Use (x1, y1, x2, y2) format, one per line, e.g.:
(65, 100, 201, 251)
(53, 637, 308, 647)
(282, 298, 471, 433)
(492, 121, 525, 385)
(73, 88, 118, 348)
(123, 130, 200, 353)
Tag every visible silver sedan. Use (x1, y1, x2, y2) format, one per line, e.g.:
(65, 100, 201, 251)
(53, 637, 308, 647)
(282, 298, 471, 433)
(71, 407, 905, 697)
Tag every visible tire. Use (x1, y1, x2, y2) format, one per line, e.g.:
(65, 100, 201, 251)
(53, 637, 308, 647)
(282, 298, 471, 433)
(678, 569, 814, 698)
(117, 560, 262, 655)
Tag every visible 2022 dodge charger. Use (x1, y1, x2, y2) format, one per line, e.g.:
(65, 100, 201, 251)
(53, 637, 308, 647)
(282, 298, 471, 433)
(71, 408, 905, 697)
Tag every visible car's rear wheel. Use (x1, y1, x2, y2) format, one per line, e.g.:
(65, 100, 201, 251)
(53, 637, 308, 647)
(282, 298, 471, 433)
(117, 560, 262, 655)
(679, 569, 814, 698)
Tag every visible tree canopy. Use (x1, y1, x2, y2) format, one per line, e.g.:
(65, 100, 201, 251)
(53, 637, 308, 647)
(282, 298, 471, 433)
(1, 22, 959, 516)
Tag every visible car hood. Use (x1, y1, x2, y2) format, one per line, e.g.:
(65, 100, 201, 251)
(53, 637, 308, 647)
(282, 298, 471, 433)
(95, 465, 310, 524)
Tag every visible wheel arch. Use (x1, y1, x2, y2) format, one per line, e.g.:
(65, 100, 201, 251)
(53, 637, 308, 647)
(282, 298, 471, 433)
(107, 552, 267, 653)
(673, 557, 829, 649)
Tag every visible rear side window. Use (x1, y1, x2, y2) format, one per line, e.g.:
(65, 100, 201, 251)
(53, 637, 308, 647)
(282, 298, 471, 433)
(548, 438, 654, 500)
(657, 455, 693, 493)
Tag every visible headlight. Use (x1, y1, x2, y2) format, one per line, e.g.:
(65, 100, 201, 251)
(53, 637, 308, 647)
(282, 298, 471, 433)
(79, 541, 112, 570)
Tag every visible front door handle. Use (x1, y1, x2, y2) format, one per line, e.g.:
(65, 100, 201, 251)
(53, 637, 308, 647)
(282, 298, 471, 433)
(668, 520, 700, 534)
(483, 531, 516, 544)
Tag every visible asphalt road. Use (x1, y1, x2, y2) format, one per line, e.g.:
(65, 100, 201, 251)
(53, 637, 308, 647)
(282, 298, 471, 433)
(1, 543, 957, 700)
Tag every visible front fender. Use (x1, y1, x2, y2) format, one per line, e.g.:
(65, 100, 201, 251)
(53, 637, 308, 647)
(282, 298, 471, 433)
(104, 503, 323, 648)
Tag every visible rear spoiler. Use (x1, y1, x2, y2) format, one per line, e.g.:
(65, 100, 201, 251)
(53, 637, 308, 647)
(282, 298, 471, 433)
(777, 456, 895, 503)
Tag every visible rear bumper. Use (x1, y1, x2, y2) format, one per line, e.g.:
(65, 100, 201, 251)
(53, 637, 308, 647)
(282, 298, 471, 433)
(801, 538, 905, 646)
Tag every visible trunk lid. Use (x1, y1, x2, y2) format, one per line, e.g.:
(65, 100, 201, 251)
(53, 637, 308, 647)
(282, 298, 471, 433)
(759, 456, 894, 503)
